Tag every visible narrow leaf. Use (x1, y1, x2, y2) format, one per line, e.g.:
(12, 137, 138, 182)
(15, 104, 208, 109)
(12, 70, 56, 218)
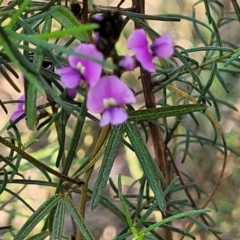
(51, 199, 65, 240)
(129, 104, 206, 122)
(14, 195, 60, 240)
(32, 24, 98, 40)
(231, 0, 240, 22)
(125, 123, 166, 211)
(8, 0, 31, 29)
(27, 231, 50, 240)
(91, 125, 124, 209)
(140, 209, 211, 235)
(198, 63, 217, 103)
(225, 50, 240, 66)
(26, 15, 52, 129)
(65, 196, 94, 240)
(51, 6, 88, 41)
(118, 175, 134, 227)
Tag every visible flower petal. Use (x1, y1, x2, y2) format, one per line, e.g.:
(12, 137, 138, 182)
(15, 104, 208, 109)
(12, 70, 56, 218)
(128, 29, 148, 49)
(67, 88, 77, 99)
(119, 55, 136, 71)
(100, 107, 128, 126)
(56, 67, 81, 89)
(10, 110, 24, 121)
(87, 75, 136, 114)
(15, 94, 25, 111)
(127, 29, 155, 72)
(151, 34, 174, 58)
(93, 13, 103, 21)
(69, 44, 103, 87)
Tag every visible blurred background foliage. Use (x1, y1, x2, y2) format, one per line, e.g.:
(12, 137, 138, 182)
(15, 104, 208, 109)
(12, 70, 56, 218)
(0, 0, 240, 240)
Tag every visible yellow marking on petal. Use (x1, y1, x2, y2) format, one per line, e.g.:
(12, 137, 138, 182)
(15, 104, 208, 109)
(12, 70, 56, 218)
(103, 98, 116, 108)
(76, 62, 85, 74)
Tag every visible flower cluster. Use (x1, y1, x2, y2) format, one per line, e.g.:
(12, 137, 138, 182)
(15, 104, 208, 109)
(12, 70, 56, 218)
(57, 44, 136, 127)
(56, 26, 174, 127)
(11, 13, 174, 127)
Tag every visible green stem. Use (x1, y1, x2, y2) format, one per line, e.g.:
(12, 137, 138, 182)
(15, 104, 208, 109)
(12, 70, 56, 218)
(77, 124, 110, 240)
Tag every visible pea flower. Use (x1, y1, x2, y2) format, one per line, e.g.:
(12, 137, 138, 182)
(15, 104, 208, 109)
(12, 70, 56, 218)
(10, 94, 40, 122)
(56, 44, 103, 89)
(87, 76, 136, 127)
(119, 55, 136, 71)
(127, 29, 174, 72)
(10, 94, 25, 121)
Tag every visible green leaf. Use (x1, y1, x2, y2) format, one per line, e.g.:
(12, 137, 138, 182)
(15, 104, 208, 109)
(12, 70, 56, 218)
(129, 104, 206, 122)
(14, 195, 60, 240)
(225, 50, 240, 66)
(122, 11, 180, 22)
(26, 15, 52, 129)
(55, 109, 69, 168)
(198, 63, 216, 103)
(231, 0, 240, 23)
(139, 209, 211, 235)
(7, 0, 31, 29)
(0, 26, 43, 93)
(32, 24, 98, 40)
(4, 187, 35, 212)
(91, 125, 124, 209)
(26, 231, 50, 240)
(118, 175, 134, 227)
(0, 168, 8, 194)
(125, 123, 166, 211)
(203, 0, 212, 23)
(51, 199, 65, 240)
(64, 196, 94, 240)
(51, 6, 88, 41)
(0, 63, 21, 92)
(180, 46, 232, 53)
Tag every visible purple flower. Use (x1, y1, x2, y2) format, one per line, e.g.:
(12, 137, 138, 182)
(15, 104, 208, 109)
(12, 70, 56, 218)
(87, 76, 136, 126)
(151, 34, 174, 58)
(10, 94, 25, 121)
(119, 55, 136, 71)
(127, 29, 174, 72)
(56, 44, 103, 89)
(10, 94, 40, 122)
(128, 29, 154, 72)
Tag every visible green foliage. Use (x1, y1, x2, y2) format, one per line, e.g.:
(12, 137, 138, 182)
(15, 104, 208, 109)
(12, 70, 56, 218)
(0, 0, 239, 240)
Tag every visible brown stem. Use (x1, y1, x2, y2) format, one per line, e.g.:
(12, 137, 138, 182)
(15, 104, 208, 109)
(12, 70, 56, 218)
(0, 135, 83, 185)
(132, 0, 172, 239)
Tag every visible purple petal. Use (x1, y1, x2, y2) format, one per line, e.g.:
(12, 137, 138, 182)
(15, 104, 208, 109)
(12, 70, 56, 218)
(87, 75, 136, 114)
(69, 44, 103, 87)
(15, 94, 25, 111)
(56, 67, 82, 89)
(93, 13, 103, 21)
(67, 88, 77, 99)
(127, 29, 155, 72)
(119, 55, 136, 71)
(93, 32, 100, 42)
(100, 107, 128, 127)
(151, 34, 174, 58)
(10, 110, 24, 121)
(128, 29, 148, 49)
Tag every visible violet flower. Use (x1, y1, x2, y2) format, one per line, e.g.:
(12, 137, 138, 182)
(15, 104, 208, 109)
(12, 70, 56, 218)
(10, 94, 41, 121)
(10, 94, 25, 121)
(87, 76, 136, 127)
(119, 55, 136, 71)
(127, 29, 174, 72)
(56, 44, 103, 89)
